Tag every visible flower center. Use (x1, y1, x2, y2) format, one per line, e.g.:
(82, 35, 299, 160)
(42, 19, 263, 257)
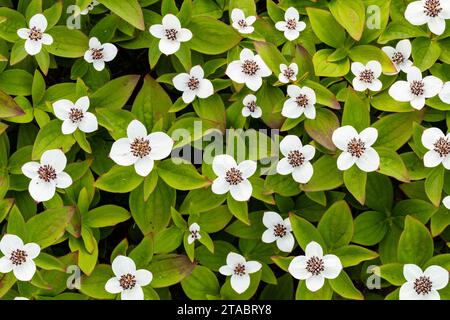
(69, 108, 84, 123)
(413, 276, 433, 295)
(38, 165, 57, 182)
(242, 59, 260, 76)
(91, 48, 104, 60)
(165, 28, 178, 41)
(246, 101, 257, 112)
(359, 69, 375, 83)
(283, 67, 295, 80)
(273, 223, 287, 238)
(10, 249, 27, 266)
(187, 77, 200, 91)
(225, 167, 244, 185)
(119, 273, 137, 290)
(433, 137, 450, 157)
(238, 19, 248, 29)
(28, 27, 43, 41)
(306, 256, 325, 276)
(391, 52, 405, 65)
(190, 229, 200, 240)
(286, 19, 297, 30)
(287, 150, 305, 167)
(347, 138, 366, 158)
(424, 0, 442, 17)
(233, 263, 246, 276)
(410, 80, 425, 97)
(130, 137, 151, 158)
(295, 94, 309, 108)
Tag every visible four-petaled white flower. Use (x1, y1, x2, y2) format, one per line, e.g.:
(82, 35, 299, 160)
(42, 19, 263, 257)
(52, 96, 98, 135)
(17, 14, 53, 56)
(399, 264, 449, 300)
(84, 37, 118, 71)
(149, 14, 192, 55)
(187, 223, 201, 244)
(0, 235, 40, 281)
(275, 7, 306, 41)
(439, 82, 450, 104)
(389, 66, 443, 110)
(405, 0, 450, 36)
(351, 61, 383, 92)
(109, 120, 173, 177)
(231, 8, 256, 34)
(421, 127, 450, 169)
(261, 212, 294, 253)
(21, 149, 72, 202)
(382, 40, 413, 74)
(332, 126, 380, 172)
(288, 241, 342, 292)
(105, 255, 153, 300)
(172, 65, 214, 104)
(226, 48, 271, 91)
(278, 63, 298, 84)
(443, 196, 450, 209)
(80, 0, 99, 15)
(241, 94, 262, 118)
(276, 135, 315, 184)
(281, 85, 316, 119)
(219, 252, 261, 294)
(211, 154, 257, 202)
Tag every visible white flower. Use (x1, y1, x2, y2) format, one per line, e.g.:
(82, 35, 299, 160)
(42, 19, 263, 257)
(52, 96, 98, 135)
(149, 14, 192, 55)
(187, 223, 201, 244)
(261, 212, 294, 252)
(351, 61, 383, 92)
(0, 234, 40, 281)
(399, 264, 448, 300)
(382, 40, 413, 74)
(105, 255, 153, 300)
(332, 126, 380, 172)
(172, 65, 214, 104)
(275, 7, 306, 41)
(84, 37, 118, 71)
(389, 66, 443, 110)
(443, 196, 450, 209)
(225, 48, 271, 91)
(14, 297, 29, 300)
(405, 0, 450, 36)
(80, 0, 99, 15)
(281, 85, 316, 119)
(109, 120, 173, 177)
(439, 81, 450, 104)
(21, 149, 72, 202)
(421, 127, 450, 169)
(17, 14, 53, 56)
(276, 135, 315, 184)
(219, 252, 261, 294)
(231, 8, 256, 34)
(288, 241, 342, 292)
(278, 63, 298, 83)
(211, 154, 256, 202)
(241, 94, 262, 118)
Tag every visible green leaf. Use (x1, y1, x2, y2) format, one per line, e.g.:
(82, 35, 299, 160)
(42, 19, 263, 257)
(377, 147, 410, 183)
(332, 245, 378, 267)
(98, 0, 145, 30)
(343, 166, 367, 204)
(302, 155, 343, 192)
(376, 263, 405, 286)
(425, 166, 444, 207)
(148, 254, 195, 288)
(157, 159, 210, 190)
(0, 89, 24, 118)
(398, 216, 433, 266)
(304, 108, 340, 151)
(0, 69, 33, 96)
(227, 194, 249, 224)
(313, 49, 350, 77)
(129, 236, 154, 268)
(329, 0, 365, 41)
(95, 165, 144, 193)
(84, 205, 131, 228)
(317, 200, 353, 249)
(296, 280, 333, 300)
(79, 264, 115, 299)
(32, 120, 76, 160)
(253, 40, 288, 74)
(329, 271, 364, 300)
(412, 37, 441, 71)
(352, 211, 388, 246)
(289, 213, 326, 251)
(91, 75, 140, 110)
(342, 88, 370, 131)
(306, 7, 346, 48)
(0, 7, 26, 42)
(225, 211, 265, 239)
(181, 265, 220, 300)
(46, 27, 89, 58)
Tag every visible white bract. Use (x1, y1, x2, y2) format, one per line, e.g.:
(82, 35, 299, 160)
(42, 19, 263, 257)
(219, 252, 261, 294)
(105, 256, 153, 300)
(172, 65, 214, 103)
(225, 48, 271, 91)
(282, 85, 316, 119)
(149, 14, 192, 55)
(278, 63, 298, 83)
(421, 127, 450, 169)
(261, 212, 294, 253)
(241, 94, 262, 118)
(443, 196, 450, 209)
(382, 39, 413, 74)
(275, 7, 306, 41)
(231, 9, 256, 34)
(439, 82, 450, 104)
(80, 0, 99, 15)
(187, 223, 201, 244)
(351, 61, 383, 92)
(17, 14, 53, 56)
(84, 37, 118, 71)
(399, 264, 448, 300)
(52, 96, 98, 135)
(14, 297, 29, 300)
(288, 241, 342, 292)
(405, 0, 450, 36)
(0, 235, 40, 281)
(21, 149, 72, 202)
(109, 120, 173, 177)
(211, 154, 256, 202)
(332, 126, 380, 172)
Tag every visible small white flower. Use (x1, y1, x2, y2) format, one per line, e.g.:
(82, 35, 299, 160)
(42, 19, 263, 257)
(405, 0, 450, 36)
(261, 212, 294, 253)
(149, 14, 192, 55)
(172, 65, 214, 104)
(0, 235, 40, 281)
(332, 126, 380, 172)
(105, 255, 153, 300)
(382, 40, 413, 74)
(109, 120, 173, 177)
(225, 48, 271, 91)
(52, 96, 98, 135)
(241, 94, 262, 118)
(281, 85, 316, 119)
(443, 195, 450, 209)
(439, 81, 450, 104)
(17, 14, 53, 56)
(80, 0, 99, 15)
(14, 297, 29, 300)
(84, 37, 118, 71)
(421, 127, 450, 169)
(278, 63, 298, 83)
(288, 241, 342, 292)
(211, 154, 256, 202)
(231, 8, 256, 34)
(219, 252, 261, 294)
(21, 149, 72, 202)
(389, 66, 443, 110)
(399, 264, 448, 300)
(351, 61, 383, 92)
(187, 223, 201, 244)
(275, 7, 306, 41)
(276, 135, 315, 184)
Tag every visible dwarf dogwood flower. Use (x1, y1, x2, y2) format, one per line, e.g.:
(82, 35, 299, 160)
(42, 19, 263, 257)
(21, 149, 72, 202)
(84, 37, 117, 71)
(14, 297, 29, 300)
(288, 241, 342, 292)
(149, 14, 192, 55)
(275, 7, 306, 41)
(261, 212, 294, 252)
(109, 120, 173, 177)
(0, 235, 40, 281)
(80, 0, 99, 15)
(351, 61, 383, 92)
(382, 40, 413, 74)
(231, 9, 256, 34)
(219, 252, 261, 294)
(105, 255, 153, 300)
(225, 48, 271, 91)
(17, 14, 53, 56)
(187, 223, 201, 244)
(405, 0, 450, 36)
(332, 126, 380, 172)
(172, 65, 213, 103)
(439, 82, 450, 104)
(399, 264, 449, 300)
(241, 94, 262, 118)
(278, 63, 298, 84)
(282, 85, 316, 119)
(421, 127, 450, 169)
(52, 96, 98, 135)
(211, 154, 256, 202)
(443, 196, 450, 209)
